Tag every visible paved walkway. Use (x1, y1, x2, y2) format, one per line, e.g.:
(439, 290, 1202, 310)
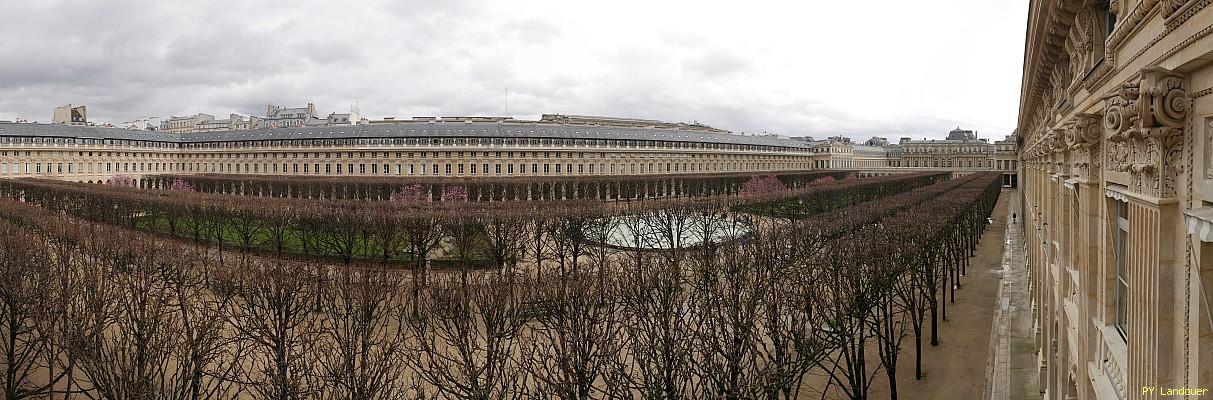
(987, 190, 1042, 400)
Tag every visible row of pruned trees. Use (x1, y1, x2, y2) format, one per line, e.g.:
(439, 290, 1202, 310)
(0, 172, 1001, 399)
(144, 170, 855, 201)
(808, 173, 1002, 399)
(0, 173, 945, 266)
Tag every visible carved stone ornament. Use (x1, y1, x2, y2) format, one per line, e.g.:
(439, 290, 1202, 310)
(1206, 119, 1213, 179)
(1069, 113, 1102, 180)
(1102, 66, 1189, 198)
(1051, 128, 1069, 153)
(1067, 113, 1102, 148)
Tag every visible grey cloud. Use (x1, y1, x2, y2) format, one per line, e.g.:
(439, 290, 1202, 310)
(0, 0, 1021, 140)
(501, 19, 561, 44)
(682, 49, 751, 80)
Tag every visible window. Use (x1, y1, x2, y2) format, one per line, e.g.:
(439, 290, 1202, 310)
(1097, 1, 1116, 41)
(1113, 199, 1129, 339)
(1094, 1, 1117, 66)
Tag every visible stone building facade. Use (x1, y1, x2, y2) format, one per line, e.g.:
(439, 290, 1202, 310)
(162, 113, 256, 133)
(264, 103, 323, 128)
(0, 119, 827, 185)
(1017, 0, 1212, 398)
(805, 130, 1018, 184)
(0, 117, 1021, 185)
(51, 104, 87, 125)
(900, 128, 996, 170)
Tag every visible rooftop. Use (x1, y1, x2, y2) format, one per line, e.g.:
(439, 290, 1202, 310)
(0, 120, 815, 149)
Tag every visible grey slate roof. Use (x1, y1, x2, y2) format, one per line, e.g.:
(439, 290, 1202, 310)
(850, 144, 895, 155)
(0, 122, 816, 149)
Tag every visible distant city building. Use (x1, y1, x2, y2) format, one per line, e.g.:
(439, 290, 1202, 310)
(325, 112, 367, 126)
(160, 113, 256, 133)
(196, 113, 256, 132)
(368, 116, 517, 125)
(944, 127, 977, 141)
(52, 105, 87, 125)
(119, 117, 160, 131)
(899, 127, 999, 171)
(265, 103, 323, 128)
(539, 114, 726, 132)
(864, 137, 889, 146)
(162, 114, 214, 133)
(801, 129, 1017, 185)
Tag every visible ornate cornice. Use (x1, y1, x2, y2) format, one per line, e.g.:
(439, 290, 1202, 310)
(1165, 0, 1211, 28)
(1107, 0, 1158, 52)
(1022, 0, 1083, 133)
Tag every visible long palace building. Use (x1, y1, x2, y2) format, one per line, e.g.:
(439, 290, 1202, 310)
(1017, 0, 1212, 399)
(0, 114, 1018, 185)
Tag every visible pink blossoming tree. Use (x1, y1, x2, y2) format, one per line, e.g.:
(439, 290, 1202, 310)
(106, 175, 137, 188)
(390, 184, 430, 203)
(739, 175, 786, 196)
(440, 186, 469, 202)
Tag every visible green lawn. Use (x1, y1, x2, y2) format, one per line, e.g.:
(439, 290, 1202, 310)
(135, 215, 493, 268)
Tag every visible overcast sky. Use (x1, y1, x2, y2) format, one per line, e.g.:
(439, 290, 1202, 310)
(0, 0, 1027, 140)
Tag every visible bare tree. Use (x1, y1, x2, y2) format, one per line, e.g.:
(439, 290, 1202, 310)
(814, 239, 883, 400)
(315, 267, 414, 400)
(521, 269, 628, 399)
(162, 252, 245, 400)
(369, 209, 404, 262)
(618, 254, 694, 399)
(229, 204, 267, 256)
(481, 214, 529, 275)
(867, 233, 912, 400)
(0, 223, 72, 399)
(224, 259, 322, 400)
(263, 203, 299, 257)
(407, 273, 530, 400)
(893, 234, 932, 381)
(686, 227, 766, 399)
(401, 213, 442, 306)
(65, 232, 179, 399)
